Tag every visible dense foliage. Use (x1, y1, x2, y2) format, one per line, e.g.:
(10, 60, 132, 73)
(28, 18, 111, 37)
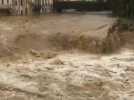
(109, 0, 134, 18)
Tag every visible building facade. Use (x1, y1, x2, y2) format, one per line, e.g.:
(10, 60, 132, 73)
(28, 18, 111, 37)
(0, 0, 53, 15)
(31, 0, 53, 14)
(11, 0, 33, 15)
(0, 0, 12, 6)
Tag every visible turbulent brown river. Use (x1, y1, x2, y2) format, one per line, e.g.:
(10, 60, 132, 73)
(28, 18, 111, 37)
(0, 12, 134, 100)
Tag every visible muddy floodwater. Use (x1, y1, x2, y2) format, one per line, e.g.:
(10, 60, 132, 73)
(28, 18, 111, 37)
(0, 12, 134, 100)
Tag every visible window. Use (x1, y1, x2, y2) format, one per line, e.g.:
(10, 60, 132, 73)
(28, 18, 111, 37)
(7, 0, 9, 4)
(2, 0, 4, 4)
(21, 0, 23, 6)
(21, 10, 23, 15)
(15, 1, 17, 5)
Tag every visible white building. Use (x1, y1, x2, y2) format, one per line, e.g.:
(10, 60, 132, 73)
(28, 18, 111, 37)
(0, 0, 12, 9)
(0, 0, 12, 15)
(0, 0, 53, 15)
(0, 0, 12, 5)
(31, 0, 53, 14)
(11, 0, 33, 15)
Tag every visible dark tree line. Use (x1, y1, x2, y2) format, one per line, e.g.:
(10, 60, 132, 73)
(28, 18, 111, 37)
(108, 0, 134, 18)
